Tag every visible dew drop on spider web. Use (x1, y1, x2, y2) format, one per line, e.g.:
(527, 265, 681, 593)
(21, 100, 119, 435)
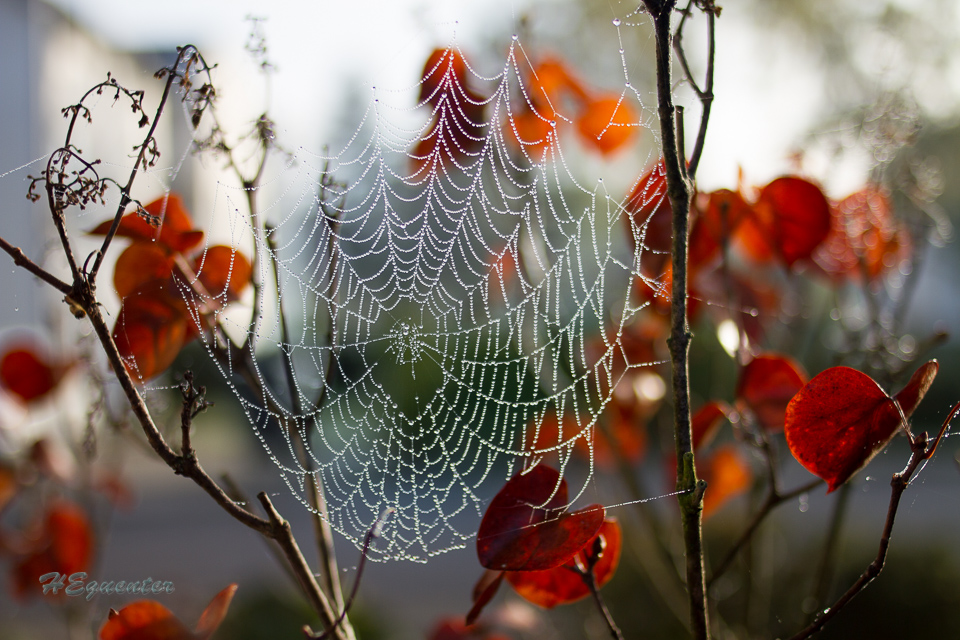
(194, 37, 659, 562)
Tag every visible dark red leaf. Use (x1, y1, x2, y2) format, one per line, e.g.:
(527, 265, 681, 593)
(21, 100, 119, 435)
(785, 361, 937, 492)
(691, 400, 732, 451)
(477, 466, 604, 571)
(735, 177, 831, 266)
(624, 161, 670, 261)
(505, 518, 621, 608)
(466, 570, 504, 626)
(736, 353, 808, 431)
(892, 360, 938, 419)
(0, 342, 71, 403)
(689, 189, 752, 268)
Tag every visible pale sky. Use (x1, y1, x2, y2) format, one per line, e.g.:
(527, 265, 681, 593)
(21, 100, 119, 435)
(42, 0, 848, 195)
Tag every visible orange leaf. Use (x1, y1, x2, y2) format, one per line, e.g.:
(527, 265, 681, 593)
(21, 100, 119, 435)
(506, 104, 557, 159)
(192, 246, 252, 302)
(506, 519, 622, 608)
(113, 243, 176, 299)
(90, 194, 204, 255)
(99, 584, 238, 640)
(99, 601, 194, 640)
(530, 56, 588, 105)
(194, 584, 238, 640)
(576, 94, 637, 155)
(701, 445, 752, 519)
(13, 501, 94, 600)
(112, 281, 191, 381)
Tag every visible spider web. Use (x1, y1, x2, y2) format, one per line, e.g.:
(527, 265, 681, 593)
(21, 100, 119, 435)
(193, 38, 666, 562)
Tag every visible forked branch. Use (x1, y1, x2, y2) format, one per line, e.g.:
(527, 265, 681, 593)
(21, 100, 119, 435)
(786, 402, 960, 640)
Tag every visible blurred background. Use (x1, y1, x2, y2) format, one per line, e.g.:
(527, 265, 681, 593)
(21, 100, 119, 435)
(1, 0, 959, 638)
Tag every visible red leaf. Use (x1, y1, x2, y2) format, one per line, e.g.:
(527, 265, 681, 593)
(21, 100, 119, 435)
(689, 189, 752, 268)
(466, 570, 505, 626)
(89, 194, 204, 255)
(477, 466, 604, 571)
(575, 95, 637, 155)
(99, 584, 237, 640)
(736, 353, 808, 431)
(893, 360, 938, 419)
(0, 466, 16, 512)
(0, 342, 71, 403)
(814, 186, 908, 282)
(113, 243, 176, 299)
(419, 49, 468, 108)
(506, 518, 621, 608)
(13, 501, 94, 600)
(691, 400, 732, 451)
(700, 445, 752, 519)
(412, 49, 487, 172)
(99, 602, 194, 640)
(192, 246, 252, 302)
(194, 584, 238, 640)
(624, 161, 671, 261)
(112, 281, 191, 381)
(427, 618, 510, 640)
(735, 177, 831, 266)
(785, 361, 937, 492)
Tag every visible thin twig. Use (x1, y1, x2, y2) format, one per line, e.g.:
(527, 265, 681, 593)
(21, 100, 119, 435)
(307, 510, 391, 640)
(785, 403, 959, 639)
(258, 492, 342, 636)
(673, 0, 717, 178)
(0, 235, 72, 295)
(575, 536, 625, 640)
(708, 478, 822, 586)
(78, 242, 346, 639)
(89, 48, 200, 282)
